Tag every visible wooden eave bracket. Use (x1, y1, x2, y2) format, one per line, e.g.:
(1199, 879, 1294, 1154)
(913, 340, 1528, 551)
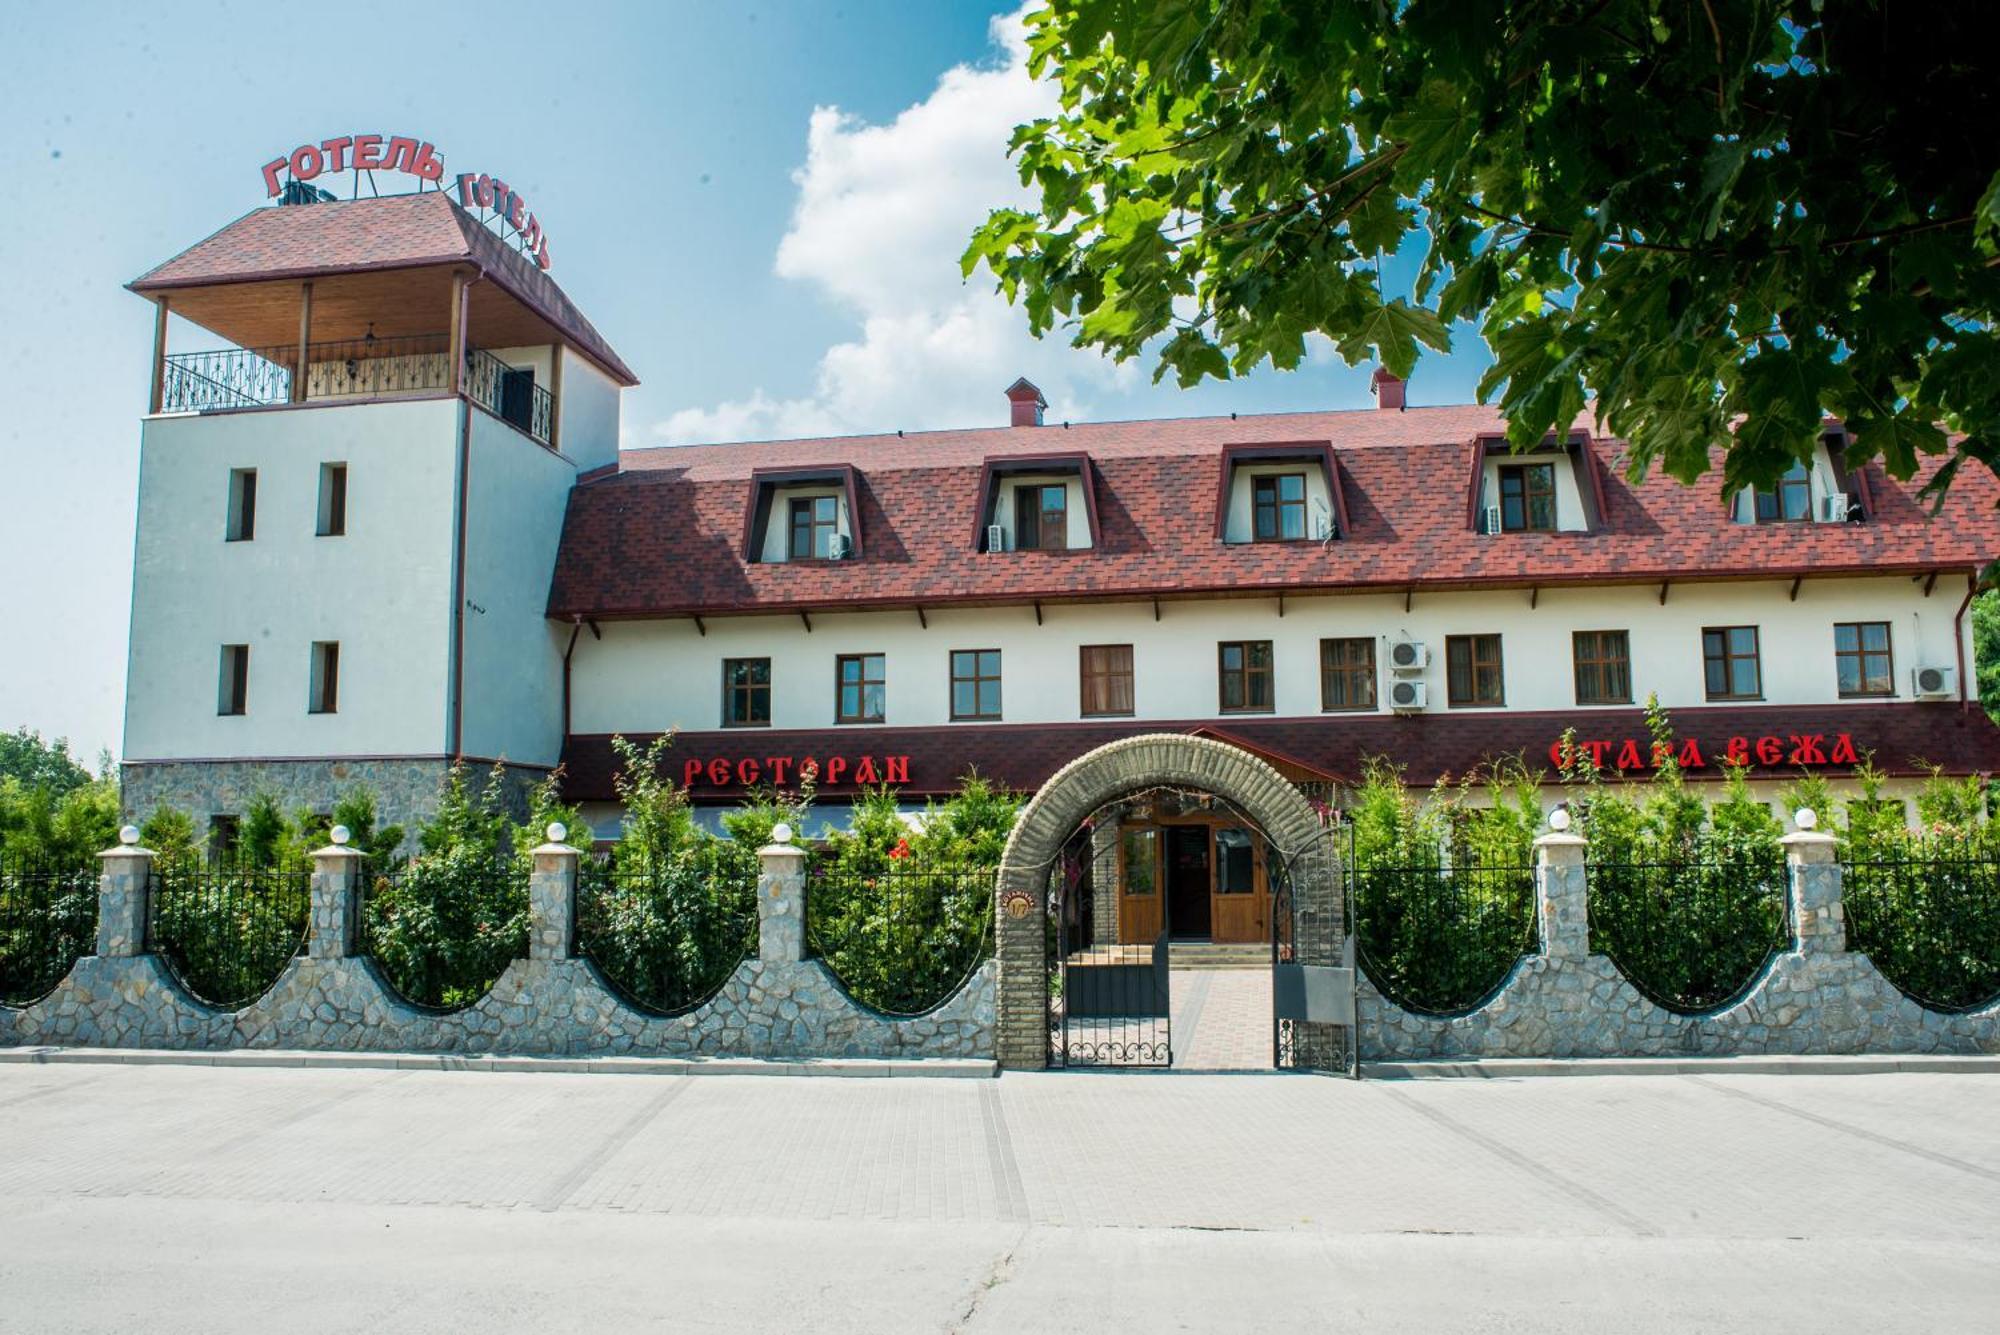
(799, 610, 813, 633)
(1789, 575, 1803, 602)
(692, 615, 707, 637)
(916, 606, 928, 629)
(1658, 581, 1670, 606)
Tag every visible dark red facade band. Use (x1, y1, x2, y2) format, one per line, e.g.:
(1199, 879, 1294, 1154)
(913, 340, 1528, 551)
(561, 703, 2000, 804)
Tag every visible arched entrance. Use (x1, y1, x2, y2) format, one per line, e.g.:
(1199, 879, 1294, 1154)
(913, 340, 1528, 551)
(994, 734, 1354, 1073)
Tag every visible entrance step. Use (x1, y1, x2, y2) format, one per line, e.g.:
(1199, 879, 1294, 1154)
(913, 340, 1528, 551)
(1168, 942, 1270, 969)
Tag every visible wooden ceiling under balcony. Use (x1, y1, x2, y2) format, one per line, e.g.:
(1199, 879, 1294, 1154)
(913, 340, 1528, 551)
(157, 266, 565, 355)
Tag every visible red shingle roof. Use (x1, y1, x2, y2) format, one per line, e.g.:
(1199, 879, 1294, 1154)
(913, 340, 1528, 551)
(548, 404, 2000, 618)
(128, 194, 636, 385)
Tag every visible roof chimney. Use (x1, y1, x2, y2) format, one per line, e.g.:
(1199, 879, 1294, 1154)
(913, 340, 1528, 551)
(1371, 367, 1406, 412)
(1005, 377, 1047, 427)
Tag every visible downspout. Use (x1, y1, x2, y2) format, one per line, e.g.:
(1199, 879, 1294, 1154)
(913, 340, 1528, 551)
(447, 398, 472, 762)
(561, 617, 582, 738)
(1955, 569, 1977, 713)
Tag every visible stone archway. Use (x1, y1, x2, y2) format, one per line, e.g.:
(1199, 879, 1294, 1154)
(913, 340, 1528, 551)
(994, 734, 1349, 1070)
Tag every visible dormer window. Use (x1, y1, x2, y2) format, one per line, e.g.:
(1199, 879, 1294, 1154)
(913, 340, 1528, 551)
(789, 495, 841, 559)
(974, 453, 1099, 553)
(1217, 443, 1343, 545)
(1752, 462, 1812, 523)
(1252, 473, 1307, 541)
(742, 465, 863, 562)
(1473, 435, 1599, 534)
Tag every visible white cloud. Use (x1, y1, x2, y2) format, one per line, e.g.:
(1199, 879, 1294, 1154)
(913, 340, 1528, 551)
(653, 8, 1134, 446)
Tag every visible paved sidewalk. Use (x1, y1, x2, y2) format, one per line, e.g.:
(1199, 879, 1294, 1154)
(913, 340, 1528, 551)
(1, 1064, 1996, 1331)
(1169, 967, 1274, 1070)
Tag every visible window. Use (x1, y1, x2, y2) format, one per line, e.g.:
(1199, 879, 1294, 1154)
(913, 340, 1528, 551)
(950, 650, 1002, 720)
(722, 657, 772, 726)
(1702, 626, 1763, 700)
(1754, 462, 1812, 522)
(1445, 634, 1505, 707)
(1215, 827, 1255, 894)
(1122, 828, 1158, 897)
(217, 644, 248, 716)
(1080, 644, 1135, 717)
(1835, 622, 1894, 697)
(1319, 638, 1376, 711)
(317, 463, 348, 537)
(308, 642, 340, 714)
(1498, 463, 1556, 532)
(788, 496, 840, 560)
(1251, 473, 1307, 541)
(836, 653, 886, 723)
(1014, 484, 1068, 551)
(226, 468, 256, 541)
(1572, 630, 1632, 706)
(1219, 640, 1275, 713)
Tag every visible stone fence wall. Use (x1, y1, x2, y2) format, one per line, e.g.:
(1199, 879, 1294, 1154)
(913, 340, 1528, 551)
(1360, 830, 2000, 1059)
(3, 833, 994, 1060)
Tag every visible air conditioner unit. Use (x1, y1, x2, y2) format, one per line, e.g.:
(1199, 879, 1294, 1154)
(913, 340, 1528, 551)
(1388, 638, 1429, 673)
(1821, 494, 1850, 523)
(985, 523, 1007, 553)
(828, 534, 852, 559)
(1912, 665, 1956, 700)
(1483, 505, 1503, 536)
(1389, 679, 1428, 713)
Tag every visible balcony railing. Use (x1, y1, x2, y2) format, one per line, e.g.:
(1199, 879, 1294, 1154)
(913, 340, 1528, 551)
(159, 335, 557, 448)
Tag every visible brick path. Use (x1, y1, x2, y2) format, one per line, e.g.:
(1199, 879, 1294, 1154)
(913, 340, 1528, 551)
(2, 1064, 1997, 1331)
(1169, 968, 1274, 1070)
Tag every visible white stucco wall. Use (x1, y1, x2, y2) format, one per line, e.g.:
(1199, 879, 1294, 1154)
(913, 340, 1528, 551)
(456, 410, 573, 769)
(124, 399, 461, 760)
(567, 574, 1974, 735)
(1222, 460, 1336, 543)
(555, 349, 621, 474)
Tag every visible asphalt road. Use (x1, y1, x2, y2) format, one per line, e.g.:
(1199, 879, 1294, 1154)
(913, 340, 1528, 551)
(1, 1063, 1995, 1332)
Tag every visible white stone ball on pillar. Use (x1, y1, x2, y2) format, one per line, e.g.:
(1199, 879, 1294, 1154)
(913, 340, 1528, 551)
(1794, 807, 1818, 831)
(1548, 807, 1572, 833)
(119, 825, 141, 846)
(330, 824, 352, 846)
(771, 822, 794, 846)
(546, 821, 568, 844)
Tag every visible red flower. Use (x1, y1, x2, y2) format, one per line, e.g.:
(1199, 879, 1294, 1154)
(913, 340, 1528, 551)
(888, 837, 911, 860)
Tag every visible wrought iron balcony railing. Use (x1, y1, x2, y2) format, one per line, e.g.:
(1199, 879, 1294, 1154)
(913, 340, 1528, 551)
(159, 335, 557, 448)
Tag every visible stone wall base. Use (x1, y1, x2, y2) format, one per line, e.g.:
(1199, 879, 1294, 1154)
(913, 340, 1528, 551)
(1358, 950, 2000, 1059)
(120, 759, 551, 847)
(5, 954, 995, 1060)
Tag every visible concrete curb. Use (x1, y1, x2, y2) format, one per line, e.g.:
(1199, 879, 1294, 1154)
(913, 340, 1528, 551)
(1361, 1053, 2000, 1079)
(0, 1046, 998, 1079)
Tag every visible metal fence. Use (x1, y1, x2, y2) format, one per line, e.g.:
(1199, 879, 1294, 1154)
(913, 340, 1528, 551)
(575, 849, 759, 1015)
(1841, 847, 2000, 1013)
(807, 863, 995, 1016)
(359, 852, 529, 1011)
(0, 857, 99, 1006)
(146, 861, 311, 1010)
(1586, 844, 1791, 1014)
(1349, 861, 1538, 1015)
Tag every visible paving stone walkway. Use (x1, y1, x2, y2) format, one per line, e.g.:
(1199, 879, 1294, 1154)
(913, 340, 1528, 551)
(1, 1063, 1996, 1331)
(1169, 968, 1275, 1070)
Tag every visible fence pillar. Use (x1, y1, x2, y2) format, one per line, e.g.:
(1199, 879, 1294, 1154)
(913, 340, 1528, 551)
(1534, 830, 1591, 959)
(95, 826, 154, 958)
(308, 830, 368, 958)
(1781, 828, 1844, 954)
(528, 824, 581, 961)
(757, 828, 808, 963)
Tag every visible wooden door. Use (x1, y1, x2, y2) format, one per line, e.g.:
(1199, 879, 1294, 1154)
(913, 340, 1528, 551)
(1117, 825, 1162, 945)
(1209, 825, 1270, 943)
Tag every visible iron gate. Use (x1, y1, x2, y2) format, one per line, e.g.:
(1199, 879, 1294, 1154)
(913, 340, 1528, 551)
(1047, 839, 1170, 1066)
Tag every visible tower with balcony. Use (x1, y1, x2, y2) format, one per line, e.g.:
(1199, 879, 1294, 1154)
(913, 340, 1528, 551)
(120, 191, 635, 841)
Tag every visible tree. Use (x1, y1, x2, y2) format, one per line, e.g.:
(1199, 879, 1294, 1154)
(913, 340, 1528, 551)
(966, 2, 2000, 504)
(0, 728, 93, 796)
(1974, 590, 2000, 724)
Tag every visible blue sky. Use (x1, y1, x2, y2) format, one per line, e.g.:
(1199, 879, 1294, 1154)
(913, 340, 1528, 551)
(0, 0, 1493, 763)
